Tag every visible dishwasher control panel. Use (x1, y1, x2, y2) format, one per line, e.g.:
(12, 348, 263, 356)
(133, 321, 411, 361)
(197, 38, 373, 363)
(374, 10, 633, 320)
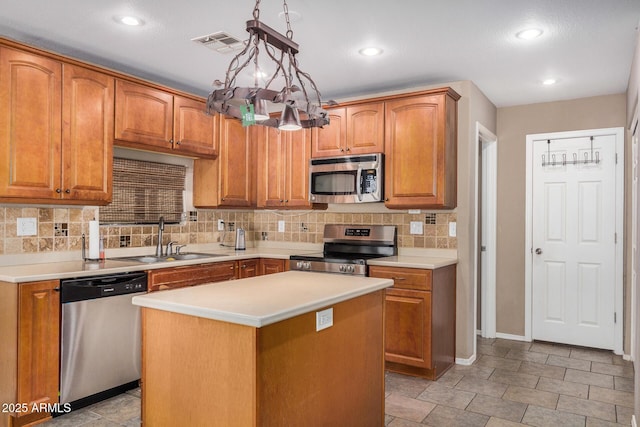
(61, 272, 148, 303)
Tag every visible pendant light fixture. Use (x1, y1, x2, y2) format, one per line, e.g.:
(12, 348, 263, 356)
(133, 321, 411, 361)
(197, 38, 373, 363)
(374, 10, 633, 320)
(206, 0, 331, 131)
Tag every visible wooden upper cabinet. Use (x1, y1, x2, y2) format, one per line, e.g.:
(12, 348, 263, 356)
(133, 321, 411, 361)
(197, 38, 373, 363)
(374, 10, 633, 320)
(0, 47, 113, 204)
(115, 80, 173, 149)
(384, 89, 459, 209)
(217, 115, 256, 207)
(0, 47, 62, 200)
(311, 108, 346, 157)
(62, 64, 113, 202)
(173, 96, 217, 157)
(258, 126, 312, 209)
(311, 102, 384, 158)
(115, 80, 217, 158)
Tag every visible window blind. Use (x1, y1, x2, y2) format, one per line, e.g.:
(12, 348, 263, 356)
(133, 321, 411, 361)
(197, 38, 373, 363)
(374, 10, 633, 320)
(100, 158, 185, 224)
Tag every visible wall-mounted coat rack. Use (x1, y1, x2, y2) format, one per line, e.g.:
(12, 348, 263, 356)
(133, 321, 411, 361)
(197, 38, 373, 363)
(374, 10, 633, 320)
(541, 136, 601, 167)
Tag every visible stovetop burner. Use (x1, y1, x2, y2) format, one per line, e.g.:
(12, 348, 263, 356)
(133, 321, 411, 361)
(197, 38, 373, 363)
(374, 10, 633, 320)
(290, 224, 397, 276)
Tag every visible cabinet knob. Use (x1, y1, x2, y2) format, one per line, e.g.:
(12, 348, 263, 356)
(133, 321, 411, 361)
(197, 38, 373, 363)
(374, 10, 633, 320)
(284, 199, 288, 203)
(241, 264, 246, 269)
(175, 140, 181, 145)
(56, 188, 62, 194)
(65, 189, 70, 194)
(280, 199, 284, 203)
(346, 147, 350, 151)
(340, 148, 344, 152)
(169, 139, 174, 144)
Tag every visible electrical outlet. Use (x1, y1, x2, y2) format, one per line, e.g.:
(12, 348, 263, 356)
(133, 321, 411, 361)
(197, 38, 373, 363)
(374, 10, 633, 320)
(217, 219, 225, 231)
(410, 221, 423, 235)
(278, 220, 285, 232)
(316, 308, 333, 331)
(449, 222, 457, 237)
(17, 217, 37, 236)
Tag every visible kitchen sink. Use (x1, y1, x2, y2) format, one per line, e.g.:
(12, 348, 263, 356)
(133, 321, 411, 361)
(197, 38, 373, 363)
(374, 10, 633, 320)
(111, 252, 227, 264)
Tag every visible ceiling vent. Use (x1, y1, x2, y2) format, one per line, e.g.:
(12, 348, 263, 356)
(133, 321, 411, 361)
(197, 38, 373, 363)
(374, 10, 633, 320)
(192, 32, 246, 53)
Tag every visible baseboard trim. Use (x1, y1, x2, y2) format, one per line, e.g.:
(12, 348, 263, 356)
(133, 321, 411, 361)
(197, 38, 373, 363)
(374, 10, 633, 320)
(455, 354, 476, 366)
(632, 414, 637, 427)
(495, 332, 529, 342)
(622, 353, 634, 362)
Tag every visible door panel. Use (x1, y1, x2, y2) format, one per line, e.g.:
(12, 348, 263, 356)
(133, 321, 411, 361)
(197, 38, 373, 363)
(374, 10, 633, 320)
(532, 135, 616, 349)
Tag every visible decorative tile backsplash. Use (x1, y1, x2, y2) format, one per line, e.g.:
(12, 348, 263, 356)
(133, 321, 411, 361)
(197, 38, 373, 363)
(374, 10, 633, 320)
(0, 206, 456, 255)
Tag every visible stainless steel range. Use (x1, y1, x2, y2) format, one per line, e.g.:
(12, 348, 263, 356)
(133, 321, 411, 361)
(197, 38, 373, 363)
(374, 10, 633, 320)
(290, 224, 397, 276)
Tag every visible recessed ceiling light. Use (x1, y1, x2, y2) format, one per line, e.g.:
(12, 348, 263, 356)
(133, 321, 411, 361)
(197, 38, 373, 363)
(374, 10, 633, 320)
(516, 28, 543, 40)
(542, 78, 557, 85)
(116, 15, 144, 26)
(359, 47, 383, 56)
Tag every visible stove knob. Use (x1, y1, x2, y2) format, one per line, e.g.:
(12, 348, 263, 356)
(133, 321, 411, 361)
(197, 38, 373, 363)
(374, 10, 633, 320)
(339, 265, 345, 272)
(347, 265, 355, 273)
(304, 262, 311, 270)
(296, 261, 304, 269)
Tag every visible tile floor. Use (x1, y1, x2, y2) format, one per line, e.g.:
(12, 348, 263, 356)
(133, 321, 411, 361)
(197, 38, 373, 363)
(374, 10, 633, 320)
(44, 337, 635, 426)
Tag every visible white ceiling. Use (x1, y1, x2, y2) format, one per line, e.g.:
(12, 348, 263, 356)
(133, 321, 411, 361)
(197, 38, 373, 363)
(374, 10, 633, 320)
(1, 1, 639, 107)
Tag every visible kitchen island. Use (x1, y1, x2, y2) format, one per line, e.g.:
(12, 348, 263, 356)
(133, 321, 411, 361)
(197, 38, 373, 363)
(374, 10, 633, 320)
(132, 271, 394, 427)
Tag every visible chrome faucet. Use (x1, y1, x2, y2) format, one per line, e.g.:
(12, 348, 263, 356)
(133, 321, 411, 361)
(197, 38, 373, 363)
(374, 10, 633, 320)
(166, 241, 177, 256)
(155, 216, 165, 256)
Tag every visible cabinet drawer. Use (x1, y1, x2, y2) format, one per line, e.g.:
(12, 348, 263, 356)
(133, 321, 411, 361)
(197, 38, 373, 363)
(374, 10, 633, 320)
(148, 261, 236, 292)
(368, 266, 431, 291)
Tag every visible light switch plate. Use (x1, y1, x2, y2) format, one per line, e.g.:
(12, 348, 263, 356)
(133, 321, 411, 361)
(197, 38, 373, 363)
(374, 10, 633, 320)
(278, 220, 285, 232)
(449, 222, 457, 237)
(410, 221, 423, 235)
(17, 217, 37, 236)
(316, 308, 333, 331)
(217, 219, 225, 231)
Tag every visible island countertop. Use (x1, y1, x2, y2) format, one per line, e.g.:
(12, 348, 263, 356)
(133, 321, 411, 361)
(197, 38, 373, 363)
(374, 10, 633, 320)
(132, 271, 394, 327)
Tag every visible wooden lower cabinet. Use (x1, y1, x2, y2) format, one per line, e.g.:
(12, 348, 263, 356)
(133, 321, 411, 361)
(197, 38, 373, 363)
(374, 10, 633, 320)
(369, 264, 456, 380)
(148, 261, 236, 292)
(236, 259, 258, 279)
(259, 258, 287, 275)
(141, 290, 385, 426)
(0, 280, 60, 427)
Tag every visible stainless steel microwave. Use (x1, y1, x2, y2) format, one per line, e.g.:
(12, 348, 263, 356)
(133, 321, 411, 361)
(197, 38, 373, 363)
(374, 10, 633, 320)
(309, 153, 384, 203)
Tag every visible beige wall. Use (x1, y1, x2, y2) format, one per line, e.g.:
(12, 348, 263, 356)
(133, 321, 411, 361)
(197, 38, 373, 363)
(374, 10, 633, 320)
(495, 94, 627, 339)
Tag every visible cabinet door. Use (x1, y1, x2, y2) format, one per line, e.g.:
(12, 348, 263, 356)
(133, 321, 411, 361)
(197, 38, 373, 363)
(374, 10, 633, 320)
(384, 93, 457, 209)
(62, 64, 113, 202)
(114, 80, 173, 150)
(384, 287, 432, 369)
(259, 258, 286, 275)
(311, 108, 346, 158)
(173, 96, 217, 158)
(236, 259, 259, 279)
(285, 129, 312, 208)
(17, 281, 60, 416)
(0, 47, 62, 199)
(346, 102, 384, 154)
(218, 116, 255, 207)
(259, 126, 287, 208)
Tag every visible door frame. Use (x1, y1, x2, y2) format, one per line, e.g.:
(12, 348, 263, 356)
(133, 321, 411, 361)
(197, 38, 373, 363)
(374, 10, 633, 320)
(474, 122, 497, 339)
(524, 127, 624, 354)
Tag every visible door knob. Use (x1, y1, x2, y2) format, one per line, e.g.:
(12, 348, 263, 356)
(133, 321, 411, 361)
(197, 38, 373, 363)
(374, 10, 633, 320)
(535, 248, 543, 255)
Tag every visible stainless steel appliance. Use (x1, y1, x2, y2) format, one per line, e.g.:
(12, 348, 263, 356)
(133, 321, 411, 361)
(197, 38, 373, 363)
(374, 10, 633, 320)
(309, 153, 383, 203)
(235, 227, 246, 250)
(60, 271, 147, 409)
(290, 224, 397, 276)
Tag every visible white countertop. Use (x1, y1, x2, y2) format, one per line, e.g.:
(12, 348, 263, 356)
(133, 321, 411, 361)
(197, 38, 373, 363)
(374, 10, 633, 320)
(132, 271, 393, 327)
(0, 245, 457, 283)
(0, 248, 314, 283)
(368, 255, 457, 269)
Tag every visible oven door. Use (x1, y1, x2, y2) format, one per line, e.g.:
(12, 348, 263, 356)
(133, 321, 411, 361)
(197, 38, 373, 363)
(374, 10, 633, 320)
(309, 154, 383, 203)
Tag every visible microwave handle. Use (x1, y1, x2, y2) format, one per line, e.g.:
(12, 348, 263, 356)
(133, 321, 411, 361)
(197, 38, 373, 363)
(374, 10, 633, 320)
(356, 166, 363, 202)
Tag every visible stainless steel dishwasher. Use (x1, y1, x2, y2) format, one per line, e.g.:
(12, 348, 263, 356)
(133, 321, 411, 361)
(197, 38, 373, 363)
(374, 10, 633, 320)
(60, 271, 147, 408)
